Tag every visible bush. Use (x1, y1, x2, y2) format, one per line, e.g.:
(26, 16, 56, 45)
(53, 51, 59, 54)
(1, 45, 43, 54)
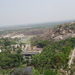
(43, 70, 56, 75)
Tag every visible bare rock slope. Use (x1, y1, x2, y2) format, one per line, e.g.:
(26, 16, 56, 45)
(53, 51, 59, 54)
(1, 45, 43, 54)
(34, 21, 75, 41)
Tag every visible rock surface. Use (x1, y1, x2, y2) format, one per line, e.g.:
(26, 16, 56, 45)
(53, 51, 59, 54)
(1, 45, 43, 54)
(32, 21, 75, 41)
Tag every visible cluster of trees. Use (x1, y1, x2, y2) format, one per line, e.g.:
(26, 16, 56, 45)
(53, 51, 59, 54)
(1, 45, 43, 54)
(0, 38, 17, 46)
(31, 40, 54, 48)
(0, 38, 24, 74)
(0, 53, 23, 69)
(30, 37, 75, 74)
(1, 37, 75, 75)
(0, 38, 22, 54)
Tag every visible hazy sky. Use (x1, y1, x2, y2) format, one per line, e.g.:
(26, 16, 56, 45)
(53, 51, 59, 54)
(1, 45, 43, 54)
(0, 0, 75, 26)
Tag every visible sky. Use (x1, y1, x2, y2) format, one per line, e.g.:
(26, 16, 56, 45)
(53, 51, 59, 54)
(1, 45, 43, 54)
(0, 0, 75, 27)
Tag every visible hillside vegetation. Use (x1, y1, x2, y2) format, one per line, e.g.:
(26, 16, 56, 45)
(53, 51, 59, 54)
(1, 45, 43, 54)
(30, 37, 75, 75)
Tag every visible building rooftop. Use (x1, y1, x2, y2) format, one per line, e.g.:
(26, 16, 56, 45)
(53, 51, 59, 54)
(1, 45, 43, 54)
(21, 51, 40, 55)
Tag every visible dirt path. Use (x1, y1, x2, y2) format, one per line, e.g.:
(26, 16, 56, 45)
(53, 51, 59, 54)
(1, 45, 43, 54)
(68, 48, 75, 68)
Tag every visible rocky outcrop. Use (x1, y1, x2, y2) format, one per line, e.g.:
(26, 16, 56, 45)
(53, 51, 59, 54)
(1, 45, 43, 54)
(33, 21, 75, 41)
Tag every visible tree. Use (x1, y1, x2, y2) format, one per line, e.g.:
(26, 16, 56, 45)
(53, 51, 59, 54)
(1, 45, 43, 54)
(0, 53, 23, 69)
(43, 70, 56, 75)
(17, 49, 22, 54)
(52, 52, 66, 68)
(32, 68, 40, 75)
(4, 41, 11, 46)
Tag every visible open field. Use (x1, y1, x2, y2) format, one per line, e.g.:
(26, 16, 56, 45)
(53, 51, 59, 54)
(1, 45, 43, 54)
(19, 36, 35, 44)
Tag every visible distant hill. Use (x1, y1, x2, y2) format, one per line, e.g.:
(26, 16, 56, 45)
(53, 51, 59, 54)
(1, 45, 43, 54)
(32, 21, 75, 41)
(21, 20, 75, 29)
(0, 20, 75, 37)
(0, 20, 75, 29)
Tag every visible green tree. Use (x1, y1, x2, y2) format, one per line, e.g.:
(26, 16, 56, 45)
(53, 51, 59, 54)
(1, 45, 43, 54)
(43, 70, 56, 75)
(17, 49, 22, 54)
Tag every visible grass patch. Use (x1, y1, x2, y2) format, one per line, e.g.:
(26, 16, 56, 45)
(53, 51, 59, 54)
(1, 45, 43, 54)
(20, 36, 34, 44)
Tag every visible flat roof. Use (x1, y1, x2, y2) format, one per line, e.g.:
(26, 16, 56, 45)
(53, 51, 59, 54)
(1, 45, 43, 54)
(21, 51, 39, 55)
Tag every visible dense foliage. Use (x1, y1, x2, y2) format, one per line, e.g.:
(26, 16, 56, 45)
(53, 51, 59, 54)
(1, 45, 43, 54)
(31, 37, 75, 74)
(0, 37, 75, 75)
(0, 38, 24, 74)
(0, 53, 23, 69)
(31, 40, 52, 48)
(0, 38, 17, 46)
(43, 70, 56, 75)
